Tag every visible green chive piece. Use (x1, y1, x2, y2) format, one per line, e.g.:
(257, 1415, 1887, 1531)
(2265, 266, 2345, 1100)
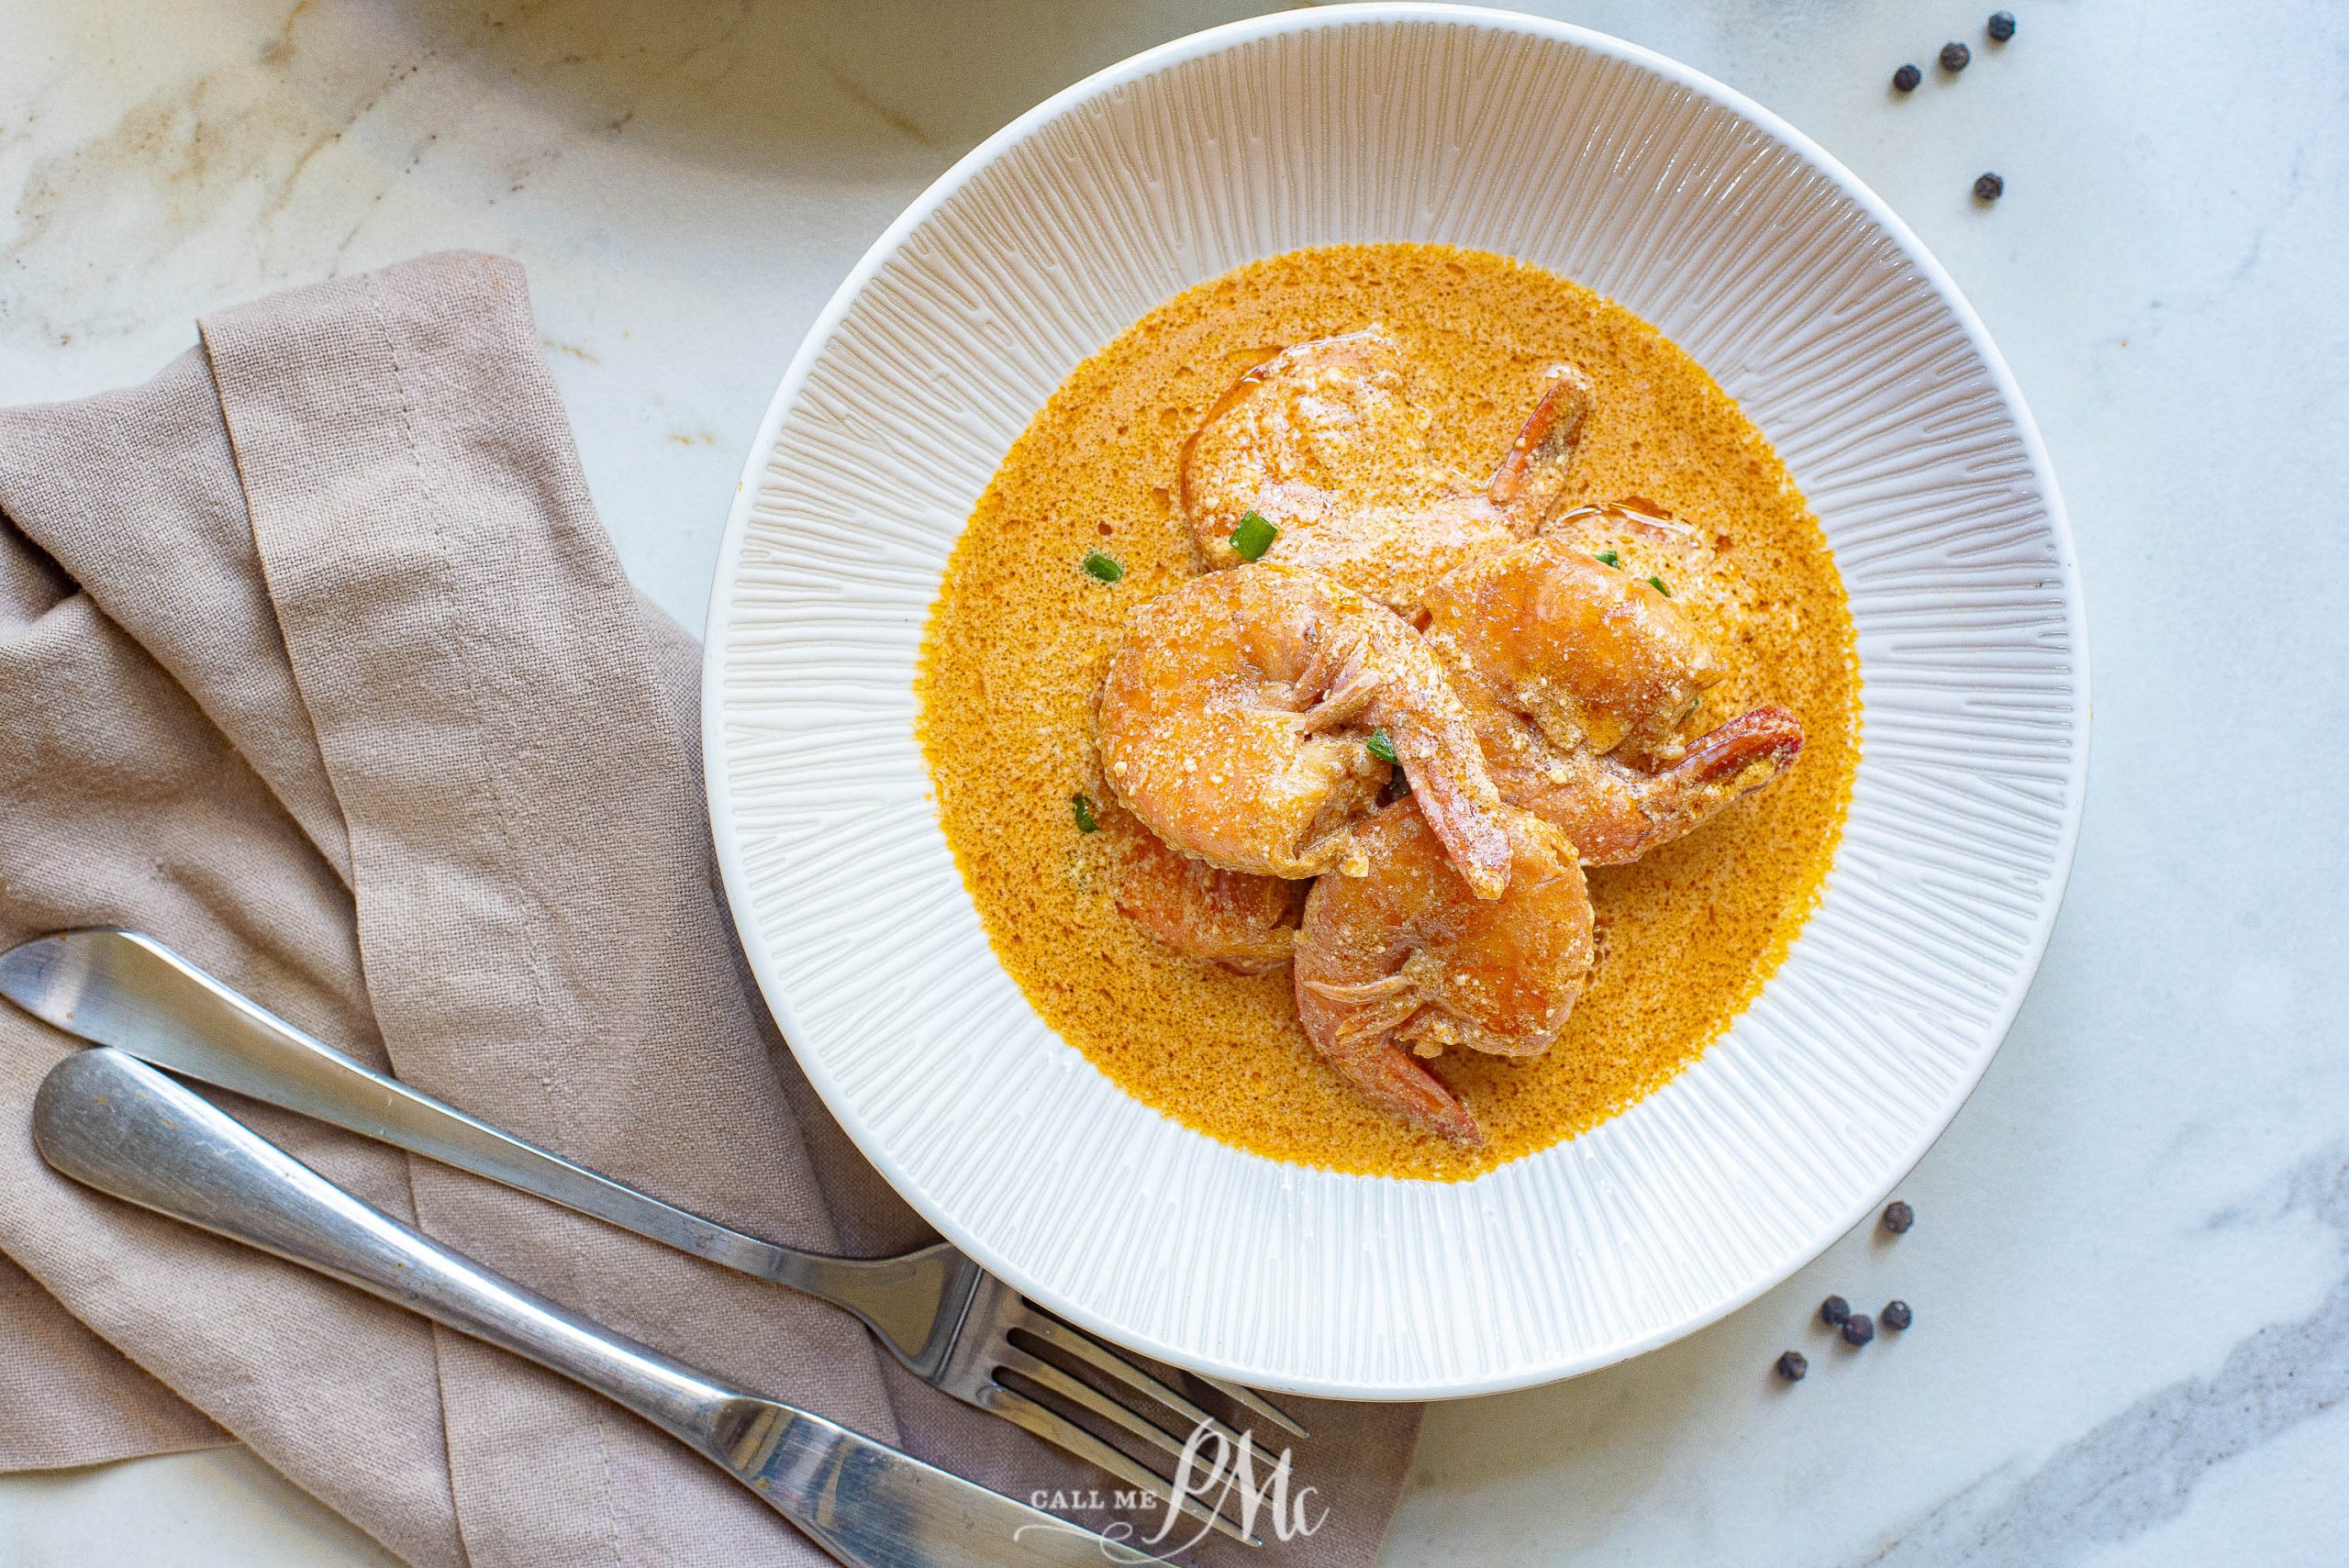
(1647, 574, 1670, 596)
(1230, 510, 1279, 562)
(1080, 550, 1124, 584)
(1364, 730, 1399, 765)
(1071, 794, 1100, 833)
(1595, 550, 1621, 568)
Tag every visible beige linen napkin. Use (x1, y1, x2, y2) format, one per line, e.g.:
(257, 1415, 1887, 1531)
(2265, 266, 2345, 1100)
(0, 253, 1420, 1565)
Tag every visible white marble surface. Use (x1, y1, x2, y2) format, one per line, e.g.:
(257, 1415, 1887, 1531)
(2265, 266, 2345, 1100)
(3, 1, 2343, 1563)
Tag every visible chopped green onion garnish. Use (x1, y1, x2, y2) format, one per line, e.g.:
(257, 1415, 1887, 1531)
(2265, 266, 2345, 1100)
(1364, 730, 1398, 765)
(1071, 794, 1100, 833)
(1080, 550, 1124, 584)
(1647, 574, 1670, 596)
(1230, 510, 1279, 562)
(1595, 550, 1621, 568)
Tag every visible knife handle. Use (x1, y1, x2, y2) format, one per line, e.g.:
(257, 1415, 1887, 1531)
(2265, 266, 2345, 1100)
(32, 1049, 1130, 1568)
(33, 1046, 744, 1445)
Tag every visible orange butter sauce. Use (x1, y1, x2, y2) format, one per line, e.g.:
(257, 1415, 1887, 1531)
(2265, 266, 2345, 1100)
(916, 244, 1858, 1181)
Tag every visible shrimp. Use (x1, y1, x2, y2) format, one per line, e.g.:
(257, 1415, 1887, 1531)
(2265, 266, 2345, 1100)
(1422, 535, 1806, 864)
(1293, 804, 1596, 1147)
(1488, 706, 1809, 866)
(1178, 327, 1595, 613)
(1539, 497, 1726, 616)
(1097, 565, 1514, 896)
(1099, 803, 1303, 973)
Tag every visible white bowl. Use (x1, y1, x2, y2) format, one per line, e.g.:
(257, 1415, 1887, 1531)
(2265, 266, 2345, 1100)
(704, 4, 2086, 1398)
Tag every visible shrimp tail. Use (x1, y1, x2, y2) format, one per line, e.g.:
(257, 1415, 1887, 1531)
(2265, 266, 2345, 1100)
(1653, 704, 1806, 802)
(1488, 704, 1806, 865)
(1390, 724, 1514, 899)
(1360, 1049, 1486, 1148)
(1408, 774, 1513, 899)
(1303, 976, 1486, 1146)
(1487, 363, 1596, 529)
(1606, 704, 1806, 862)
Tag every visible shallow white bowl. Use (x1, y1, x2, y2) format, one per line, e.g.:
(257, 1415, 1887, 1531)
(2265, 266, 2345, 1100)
(704, 5, 2086, 1398)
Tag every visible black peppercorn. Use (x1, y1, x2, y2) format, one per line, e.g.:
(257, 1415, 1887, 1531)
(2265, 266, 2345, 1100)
(1882, 1201, 1915, 1233)
(1940, 40, 1971, 72)
(1882, 1299, 1914, 1331)
(1987, 11, 2017, 41)
(1820, 1294, 1851, 1327)
(1974, 172, 2006, 202)
(1776, 1350, 1809, 1382)
(1892, 63, 1922, 93)
(1841, 1312, 1876, 1347)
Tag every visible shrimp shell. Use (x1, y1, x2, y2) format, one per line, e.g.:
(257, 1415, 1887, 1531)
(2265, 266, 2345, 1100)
(1424, 535, 1806, 863)
(1100, 803, 1303, 973)
(1097, 565, 1513, 897)
(1294, 804, 1597, 1147)
(1177, 326, 1596, 615)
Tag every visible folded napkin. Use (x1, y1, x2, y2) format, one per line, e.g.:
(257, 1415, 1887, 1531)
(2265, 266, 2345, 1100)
(0, 253, 1421, 1565)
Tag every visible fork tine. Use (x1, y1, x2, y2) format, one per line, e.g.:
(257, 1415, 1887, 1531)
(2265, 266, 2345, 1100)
(1013, 1310, 1256, 1456)
(985, 1385, 1263, 1547)
(1192, 1373, 1310, 1439)
(998, 1346, 1194, 1465)
(1010, 1299, 1311, 1438)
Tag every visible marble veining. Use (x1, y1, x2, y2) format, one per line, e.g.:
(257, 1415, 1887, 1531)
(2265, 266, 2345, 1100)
(1863, 1151, 2349, 1565)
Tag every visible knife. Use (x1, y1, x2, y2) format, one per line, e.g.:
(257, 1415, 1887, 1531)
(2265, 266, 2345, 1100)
(31, 1047, 1141, 1568)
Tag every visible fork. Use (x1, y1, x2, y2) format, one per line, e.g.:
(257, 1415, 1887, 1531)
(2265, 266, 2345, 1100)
(0, 929, 1303, 1545)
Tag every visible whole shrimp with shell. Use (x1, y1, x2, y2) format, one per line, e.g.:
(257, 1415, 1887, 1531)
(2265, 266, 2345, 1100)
(1292, 802, 1596, 1147)
(1177, 325, 1596, 614)
(1094, 563, 1516, 899)
(1422, 533, 1805, 864)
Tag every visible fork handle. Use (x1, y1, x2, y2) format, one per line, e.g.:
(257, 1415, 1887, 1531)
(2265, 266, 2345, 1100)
(12, 931, 971, 1369)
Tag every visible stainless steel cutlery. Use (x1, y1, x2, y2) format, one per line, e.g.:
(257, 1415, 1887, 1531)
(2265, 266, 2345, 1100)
(32, 1046, 1139, 1568)
(3, 929, 1304, 1551)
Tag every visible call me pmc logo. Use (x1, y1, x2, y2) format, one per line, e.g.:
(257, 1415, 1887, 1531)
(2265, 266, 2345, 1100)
(1018, 1426, 1330, 1562)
